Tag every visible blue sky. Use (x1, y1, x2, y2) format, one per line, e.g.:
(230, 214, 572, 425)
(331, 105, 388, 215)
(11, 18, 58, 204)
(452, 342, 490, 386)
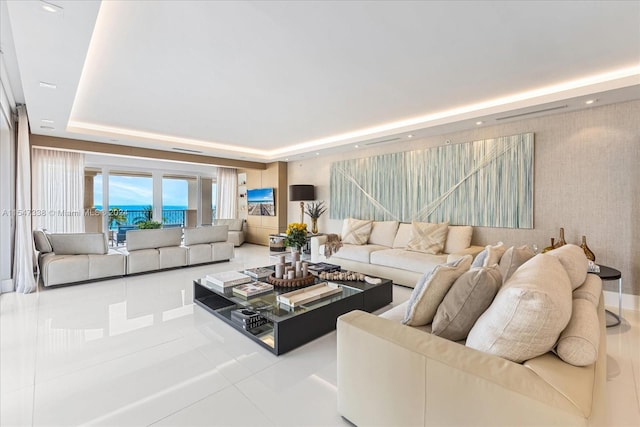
(94, 176, 190, 207)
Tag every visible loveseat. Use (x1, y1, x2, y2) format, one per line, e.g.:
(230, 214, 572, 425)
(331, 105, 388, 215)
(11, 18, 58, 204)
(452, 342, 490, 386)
(337, 244, 606, 426)
(311, 219, 483, 287)
(34, 225, 235, 286)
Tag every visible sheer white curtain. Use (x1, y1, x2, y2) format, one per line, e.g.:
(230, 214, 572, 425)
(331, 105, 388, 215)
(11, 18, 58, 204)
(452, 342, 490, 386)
(32, 148, 85, 233)
(216, 167, 238, 219)
(13, 106, 36, 293)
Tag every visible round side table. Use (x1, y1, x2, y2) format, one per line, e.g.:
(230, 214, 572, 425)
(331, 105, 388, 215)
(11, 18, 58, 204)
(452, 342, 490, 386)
(593, 265, 622, 327)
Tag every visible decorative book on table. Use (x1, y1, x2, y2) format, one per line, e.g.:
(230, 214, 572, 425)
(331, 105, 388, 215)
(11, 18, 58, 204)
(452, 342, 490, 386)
(277, 282, 342, 307)
(307, 262, 341, 275)
(244, 267, 275, 280)
(205, 271, 252, 288)
(232, 281, 274, 298)
(230, 309, 267, 329)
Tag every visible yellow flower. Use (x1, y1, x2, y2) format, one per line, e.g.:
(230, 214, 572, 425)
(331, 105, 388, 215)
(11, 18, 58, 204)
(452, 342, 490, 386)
(284, 222, 308, 249)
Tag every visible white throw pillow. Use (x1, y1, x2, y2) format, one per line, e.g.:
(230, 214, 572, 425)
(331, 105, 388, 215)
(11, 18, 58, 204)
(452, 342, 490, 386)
(556, 298, 600, 366)
(471, 242, 506, 268)
(368, 221, 399, 247)
(443, 226, 473, 254)
(406, 221, 449, 254)
(498, 245, 535, 285)
(466, 254, 573, 363)
(341, 218, 373, 245)
(402, 255, 472, 326)
(547, 244, 588, 290)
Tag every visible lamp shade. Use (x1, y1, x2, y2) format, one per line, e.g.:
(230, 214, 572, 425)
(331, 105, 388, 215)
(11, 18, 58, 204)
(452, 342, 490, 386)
(289, 185, 315, 201)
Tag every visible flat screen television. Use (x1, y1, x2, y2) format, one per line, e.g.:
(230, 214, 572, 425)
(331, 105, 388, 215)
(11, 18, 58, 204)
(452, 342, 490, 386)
(247, 187, 276, 216)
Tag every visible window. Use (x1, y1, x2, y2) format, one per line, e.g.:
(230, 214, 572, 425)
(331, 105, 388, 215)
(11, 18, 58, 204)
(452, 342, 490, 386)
(162, 177, 190, 226)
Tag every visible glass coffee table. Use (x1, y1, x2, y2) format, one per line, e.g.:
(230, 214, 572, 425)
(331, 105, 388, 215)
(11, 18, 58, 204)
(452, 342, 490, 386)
(193, 269, 392, 355)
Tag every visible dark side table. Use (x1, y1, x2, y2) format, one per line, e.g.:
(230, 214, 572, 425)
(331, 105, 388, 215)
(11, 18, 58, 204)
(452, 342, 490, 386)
(593, 265, 622, 327)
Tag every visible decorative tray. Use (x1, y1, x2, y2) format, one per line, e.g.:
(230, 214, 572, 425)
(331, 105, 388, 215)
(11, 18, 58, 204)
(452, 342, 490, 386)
(276, 282, 342, 307)
(266, 272, 315, 288)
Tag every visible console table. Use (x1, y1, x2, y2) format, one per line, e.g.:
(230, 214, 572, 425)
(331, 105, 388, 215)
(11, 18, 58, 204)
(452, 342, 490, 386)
(594, 265, 622, 327)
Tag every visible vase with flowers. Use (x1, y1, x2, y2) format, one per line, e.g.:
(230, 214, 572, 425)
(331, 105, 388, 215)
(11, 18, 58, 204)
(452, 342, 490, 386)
(304, 201, 327, 234)
(284, 222, 308, 253)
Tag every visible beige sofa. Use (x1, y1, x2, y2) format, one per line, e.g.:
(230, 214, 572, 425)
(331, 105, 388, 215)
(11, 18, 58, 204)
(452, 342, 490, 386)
(34, 225, 235, 285)
(337, 245, 606, 426)
(34, 231, 126, 287)
(311, 220, 483, 287)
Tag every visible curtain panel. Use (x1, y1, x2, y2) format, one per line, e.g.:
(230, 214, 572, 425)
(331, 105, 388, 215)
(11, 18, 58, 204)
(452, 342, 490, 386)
(216, 167, 238, 219)
(32, 148, 85, 233)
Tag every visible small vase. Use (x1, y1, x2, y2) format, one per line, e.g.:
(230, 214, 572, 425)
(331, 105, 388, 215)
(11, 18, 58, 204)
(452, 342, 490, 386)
(581, 235, 595, 262)
(541, 238, 555, 253)
(311, 218, 318, 234)
(554, 228, 566, 248)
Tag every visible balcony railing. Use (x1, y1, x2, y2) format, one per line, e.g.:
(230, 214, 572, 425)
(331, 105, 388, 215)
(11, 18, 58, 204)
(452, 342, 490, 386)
(108, 207, 217, 229)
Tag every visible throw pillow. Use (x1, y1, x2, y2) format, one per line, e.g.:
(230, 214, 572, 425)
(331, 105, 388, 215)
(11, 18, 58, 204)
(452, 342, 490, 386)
(368, 221, 399, 247)
(466, 254, 573, 363)
(556, 298, 600, 366)
(498, 245, 535, 285)
(547, 244, 589, 290)
(402, 255, 472, 326)
(33, 230, 53, 253)
(341, 218, 373, 245)
(470, 242, 505, 268)
(432, 265, 502, 341)
(443, 225, 473, 254)
(406, 221, 449, 254)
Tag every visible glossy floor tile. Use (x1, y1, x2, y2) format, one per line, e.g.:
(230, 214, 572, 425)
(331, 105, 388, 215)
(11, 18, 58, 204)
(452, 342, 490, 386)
(1, 244, 639, 426)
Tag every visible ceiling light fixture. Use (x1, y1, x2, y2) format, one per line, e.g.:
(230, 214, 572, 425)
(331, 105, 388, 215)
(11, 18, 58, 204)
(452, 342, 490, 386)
(39, 81, 57, 89)
(40, 125, 55, 130)
(41, 119, 54, 123)
(585, 99, 597, 105)
(355, 145, 359, 148)
(407, 134, 414, 138)
(476, 121, 483, 125)
(40, 1, 62, 13)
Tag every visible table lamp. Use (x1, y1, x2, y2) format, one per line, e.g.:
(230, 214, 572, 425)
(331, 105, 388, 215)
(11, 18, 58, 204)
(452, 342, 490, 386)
(289, 185, 315, 224)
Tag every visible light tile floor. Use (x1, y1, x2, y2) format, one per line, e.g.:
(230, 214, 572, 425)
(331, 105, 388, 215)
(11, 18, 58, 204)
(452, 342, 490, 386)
(1, 244, 639, 426)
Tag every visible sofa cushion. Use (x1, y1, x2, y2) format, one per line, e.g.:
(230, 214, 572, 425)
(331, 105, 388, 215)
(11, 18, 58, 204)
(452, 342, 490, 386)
(432, 265, 502, 341)
(443, 225, 473, 254)
(471, 242, 505, 268)
(332, 244, 388, 264)
(572, 274, 602, 307)
(466, 254, 572, 363)
(341, 218, 373, 245)
(402, 255, 472, 326)
(498, 245, 535, 285)
(406, 221, 449, 254)
(556, 298, 600, 366)
(370, 248, 448, 274)
(183, 225, 228, 245)
(368, 221, 399, 247)
(33, 230, 53, 253)
(547, 244, 588, 290)
(214, 218, 243, 231)
(392, 223, 413, 248)
(48, 233, 108, 255)
(126, 228, 183, 251)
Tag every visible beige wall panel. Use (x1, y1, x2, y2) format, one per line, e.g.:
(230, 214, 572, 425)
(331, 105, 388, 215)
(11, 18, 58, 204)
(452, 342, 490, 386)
(243, 162, 288, 244)
(288, 100, 640, 296)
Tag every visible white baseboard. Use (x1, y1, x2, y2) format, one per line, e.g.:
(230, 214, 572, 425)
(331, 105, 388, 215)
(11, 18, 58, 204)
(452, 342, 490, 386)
(1, 278, 14, 293)
(603, 290, 640, 313)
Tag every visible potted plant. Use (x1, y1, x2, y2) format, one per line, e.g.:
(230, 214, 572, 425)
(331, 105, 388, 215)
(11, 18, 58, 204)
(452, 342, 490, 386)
(283, 222, 308, 253)
(304, 201, 327, 234)
(136, 220, 162, 229)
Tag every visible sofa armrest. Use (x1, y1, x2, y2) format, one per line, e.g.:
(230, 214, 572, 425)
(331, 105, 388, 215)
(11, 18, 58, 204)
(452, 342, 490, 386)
(337, 310, 590, 426)
(310, 235, 329, 263)
(446, 245, 484, 262)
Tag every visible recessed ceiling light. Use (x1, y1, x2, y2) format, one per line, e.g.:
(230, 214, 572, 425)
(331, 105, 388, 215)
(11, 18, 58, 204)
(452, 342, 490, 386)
(407, 134, 414, 138)
(40, 1, 62, 13)
(39, 81, 57, 89)
(476, 121, 484, 125)
(445, 140, 451, 145)
(41, 119, 54, 123)
(40, 125, 55, 130)
(355, 145, 359, 148)
(585, 99, 597, 105)
(285, 158, 289, 161)
(316, 152, 320, 156)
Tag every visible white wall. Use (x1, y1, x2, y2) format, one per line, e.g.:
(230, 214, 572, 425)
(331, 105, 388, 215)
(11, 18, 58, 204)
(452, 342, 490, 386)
(288, 100, 640, 297)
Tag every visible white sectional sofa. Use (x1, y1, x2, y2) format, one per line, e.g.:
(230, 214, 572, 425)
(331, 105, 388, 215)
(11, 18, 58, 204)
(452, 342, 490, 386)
(337, 244, 606, 426)
(34, 225, 235, 286)
(311, 220, 483, 287)
(212, 218, 246, 246)
(34, 231, 126, 287)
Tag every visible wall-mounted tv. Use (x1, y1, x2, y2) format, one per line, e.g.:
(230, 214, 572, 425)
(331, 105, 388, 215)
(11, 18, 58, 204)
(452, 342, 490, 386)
(247, 187, 276, 216)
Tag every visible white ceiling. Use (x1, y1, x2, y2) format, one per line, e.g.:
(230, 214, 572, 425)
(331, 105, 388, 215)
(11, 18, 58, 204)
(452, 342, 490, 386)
(2, 0, 640, 163)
